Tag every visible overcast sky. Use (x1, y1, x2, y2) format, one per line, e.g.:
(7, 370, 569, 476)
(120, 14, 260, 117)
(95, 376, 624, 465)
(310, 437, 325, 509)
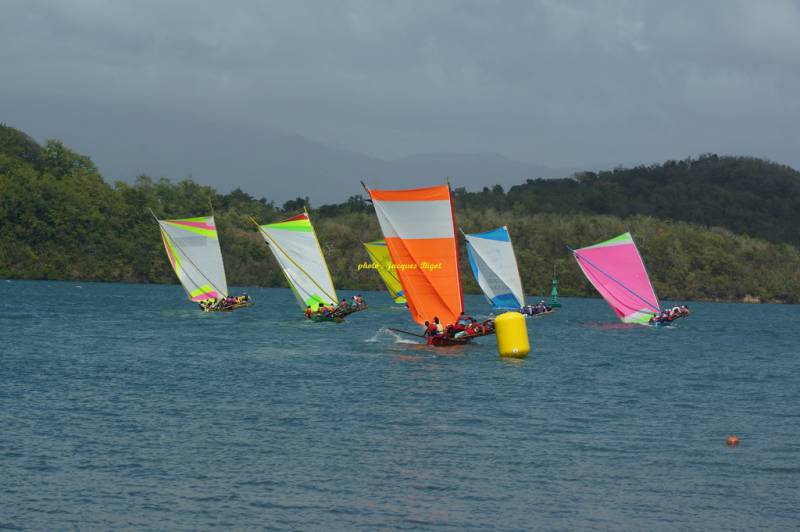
(2, 0, 799, 200)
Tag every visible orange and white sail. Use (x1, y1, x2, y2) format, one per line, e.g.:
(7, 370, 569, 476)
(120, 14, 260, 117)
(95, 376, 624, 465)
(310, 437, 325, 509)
(365, 184, 463, 325)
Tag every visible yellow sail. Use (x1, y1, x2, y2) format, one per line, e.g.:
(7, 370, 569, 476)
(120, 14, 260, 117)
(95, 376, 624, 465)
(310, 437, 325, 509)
(363, 240, 406, 304)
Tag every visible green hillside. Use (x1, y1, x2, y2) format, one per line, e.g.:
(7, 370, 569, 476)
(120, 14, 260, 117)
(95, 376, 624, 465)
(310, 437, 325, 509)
(454, 155, 800, 246)
(2, 123, 799, 303)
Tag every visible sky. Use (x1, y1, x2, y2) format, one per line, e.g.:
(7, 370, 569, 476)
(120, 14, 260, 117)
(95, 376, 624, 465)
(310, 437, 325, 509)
(2, 0, 799, 201)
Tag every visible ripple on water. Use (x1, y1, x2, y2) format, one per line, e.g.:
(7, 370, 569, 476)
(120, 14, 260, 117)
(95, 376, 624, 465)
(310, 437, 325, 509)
(1, 282, 799, 529)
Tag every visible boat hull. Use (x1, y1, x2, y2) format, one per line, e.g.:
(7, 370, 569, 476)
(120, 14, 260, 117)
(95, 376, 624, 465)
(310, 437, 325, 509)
(202, 301, 253, 312)
(309, 314, 344, 323)
(521, 309, 556, 318)
(306, 304, 367, 323)
(426, 329, 495, 347)
(336, 305, 368, 318)
(648, 314, 688, 327)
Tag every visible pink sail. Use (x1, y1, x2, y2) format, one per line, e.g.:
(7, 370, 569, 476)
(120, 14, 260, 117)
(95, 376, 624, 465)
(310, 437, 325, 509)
(572, 232, 660, 324)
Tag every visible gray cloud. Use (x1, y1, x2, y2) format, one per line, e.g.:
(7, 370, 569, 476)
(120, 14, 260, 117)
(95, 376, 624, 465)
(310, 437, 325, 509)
(2, 0, 799, 202)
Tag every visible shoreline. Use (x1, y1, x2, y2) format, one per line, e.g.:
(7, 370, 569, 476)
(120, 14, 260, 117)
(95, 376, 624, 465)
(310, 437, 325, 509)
(2, 277, 793, 305)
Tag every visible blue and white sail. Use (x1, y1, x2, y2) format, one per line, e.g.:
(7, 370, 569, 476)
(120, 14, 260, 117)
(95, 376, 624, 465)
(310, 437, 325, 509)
(464, 226, 526, 309)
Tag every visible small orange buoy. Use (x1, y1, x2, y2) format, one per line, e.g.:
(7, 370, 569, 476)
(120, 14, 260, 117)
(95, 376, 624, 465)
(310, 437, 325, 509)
(726, 435, 740, 446)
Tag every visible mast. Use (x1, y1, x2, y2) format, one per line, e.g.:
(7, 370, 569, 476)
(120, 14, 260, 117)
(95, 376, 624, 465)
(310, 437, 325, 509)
(447, 178, 465, 314)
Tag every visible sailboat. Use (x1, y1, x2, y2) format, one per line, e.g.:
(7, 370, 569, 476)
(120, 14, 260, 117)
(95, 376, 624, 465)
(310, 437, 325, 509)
(463, 226, 525, 310)
(464, 226, 555, 317)
(252, 210, 365, 321)
(363, 182, 494, 346)
(362, 240, 406, 304)
(569, 232, 687, 326)
(154, 213, 252, 311)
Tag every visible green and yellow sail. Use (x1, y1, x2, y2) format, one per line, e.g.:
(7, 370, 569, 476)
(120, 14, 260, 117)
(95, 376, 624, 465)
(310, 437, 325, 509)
(256, 212, 338, 310)
(363, 240, 406, 304)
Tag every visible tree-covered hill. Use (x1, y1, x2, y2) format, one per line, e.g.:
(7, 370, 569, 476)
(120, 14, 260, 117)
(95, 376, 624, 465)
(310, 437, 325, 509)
(2, 123, 799, 303)
(454, 154, 800, 246)
(0, 124, 42, 168)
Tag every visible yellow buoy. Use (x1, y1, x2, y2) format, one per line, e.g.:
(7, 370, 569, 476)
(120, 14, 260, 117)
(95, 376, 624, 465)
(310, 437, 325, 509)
(494, 311, 530, 358)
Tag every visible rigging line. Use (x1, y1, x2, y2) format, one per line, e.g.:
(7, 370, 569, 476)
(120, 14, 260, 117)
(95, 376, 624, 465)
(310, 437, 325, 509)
(447, 181, 464, 314)
(249, 217, 338, 304)
(566, 245, 660, 313)
(151, 209, 227, 298)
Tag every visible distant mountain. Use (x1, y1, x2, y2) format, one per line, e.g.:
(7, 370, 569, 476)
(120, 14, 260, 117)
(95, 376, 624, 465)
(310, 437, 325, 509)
(382, 152, 561, 192)
(137, 132, 564, 204)
(7, 106, 564, 202)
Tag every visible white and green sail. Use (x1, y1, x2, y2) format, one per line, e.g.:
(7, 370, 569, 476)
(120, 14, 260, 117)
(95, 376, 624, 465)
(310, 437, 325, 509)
(157, 215, 229, 301)
(257, 211, 338, 310)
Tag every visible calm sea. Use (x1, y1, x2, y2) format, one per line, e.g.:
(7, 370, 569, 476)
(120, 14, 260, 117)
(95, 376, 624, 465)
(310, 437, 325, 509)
(1, 280, 799, 530)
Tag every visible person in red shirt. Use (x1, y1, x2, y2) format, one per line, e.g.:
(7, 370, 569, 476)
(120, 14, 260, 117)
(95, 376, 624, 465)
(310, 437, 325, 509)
(423, 320, 438, 337)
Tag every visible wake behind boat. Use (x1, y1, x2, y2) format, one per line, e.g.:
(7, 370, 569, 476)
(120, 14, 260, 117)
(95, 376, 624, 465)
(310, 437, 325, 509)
(153, 211, 252, 312)
(569, 232, 689, 327)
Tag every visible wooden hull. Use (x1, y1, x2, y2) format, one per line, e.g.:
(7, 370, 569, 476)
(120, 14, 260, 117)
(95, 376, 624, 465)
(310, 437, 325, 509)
(521, 308, 555, 317)
(428, 335, 471, 346)
(648, 312, 689, 326)
(306, 305, 366, 323)
(426, 329, 495, 347)
(309, 314, 344, 323)
(335, 305, 368, 318)
(202, 301, 253, 312)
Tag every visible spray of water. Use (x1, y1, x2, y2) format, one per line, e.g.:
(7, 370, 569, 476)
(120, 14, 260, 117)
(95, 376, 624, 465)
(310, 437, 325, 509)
(364, 327, 418, 344)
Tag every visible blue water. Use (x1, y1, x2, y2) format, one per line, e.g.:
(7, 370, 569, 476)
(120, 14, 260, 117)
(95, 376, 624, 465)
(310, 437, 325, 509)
(2, 280, 799, 530)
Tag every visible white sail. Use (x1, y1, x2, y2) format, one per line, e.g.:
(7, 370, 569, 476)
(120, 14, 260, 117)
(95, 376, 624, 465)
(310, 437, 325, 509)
(465, 226, 525, 309)
(158, 216, 229, 301)
(258, 212, 338, 310)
